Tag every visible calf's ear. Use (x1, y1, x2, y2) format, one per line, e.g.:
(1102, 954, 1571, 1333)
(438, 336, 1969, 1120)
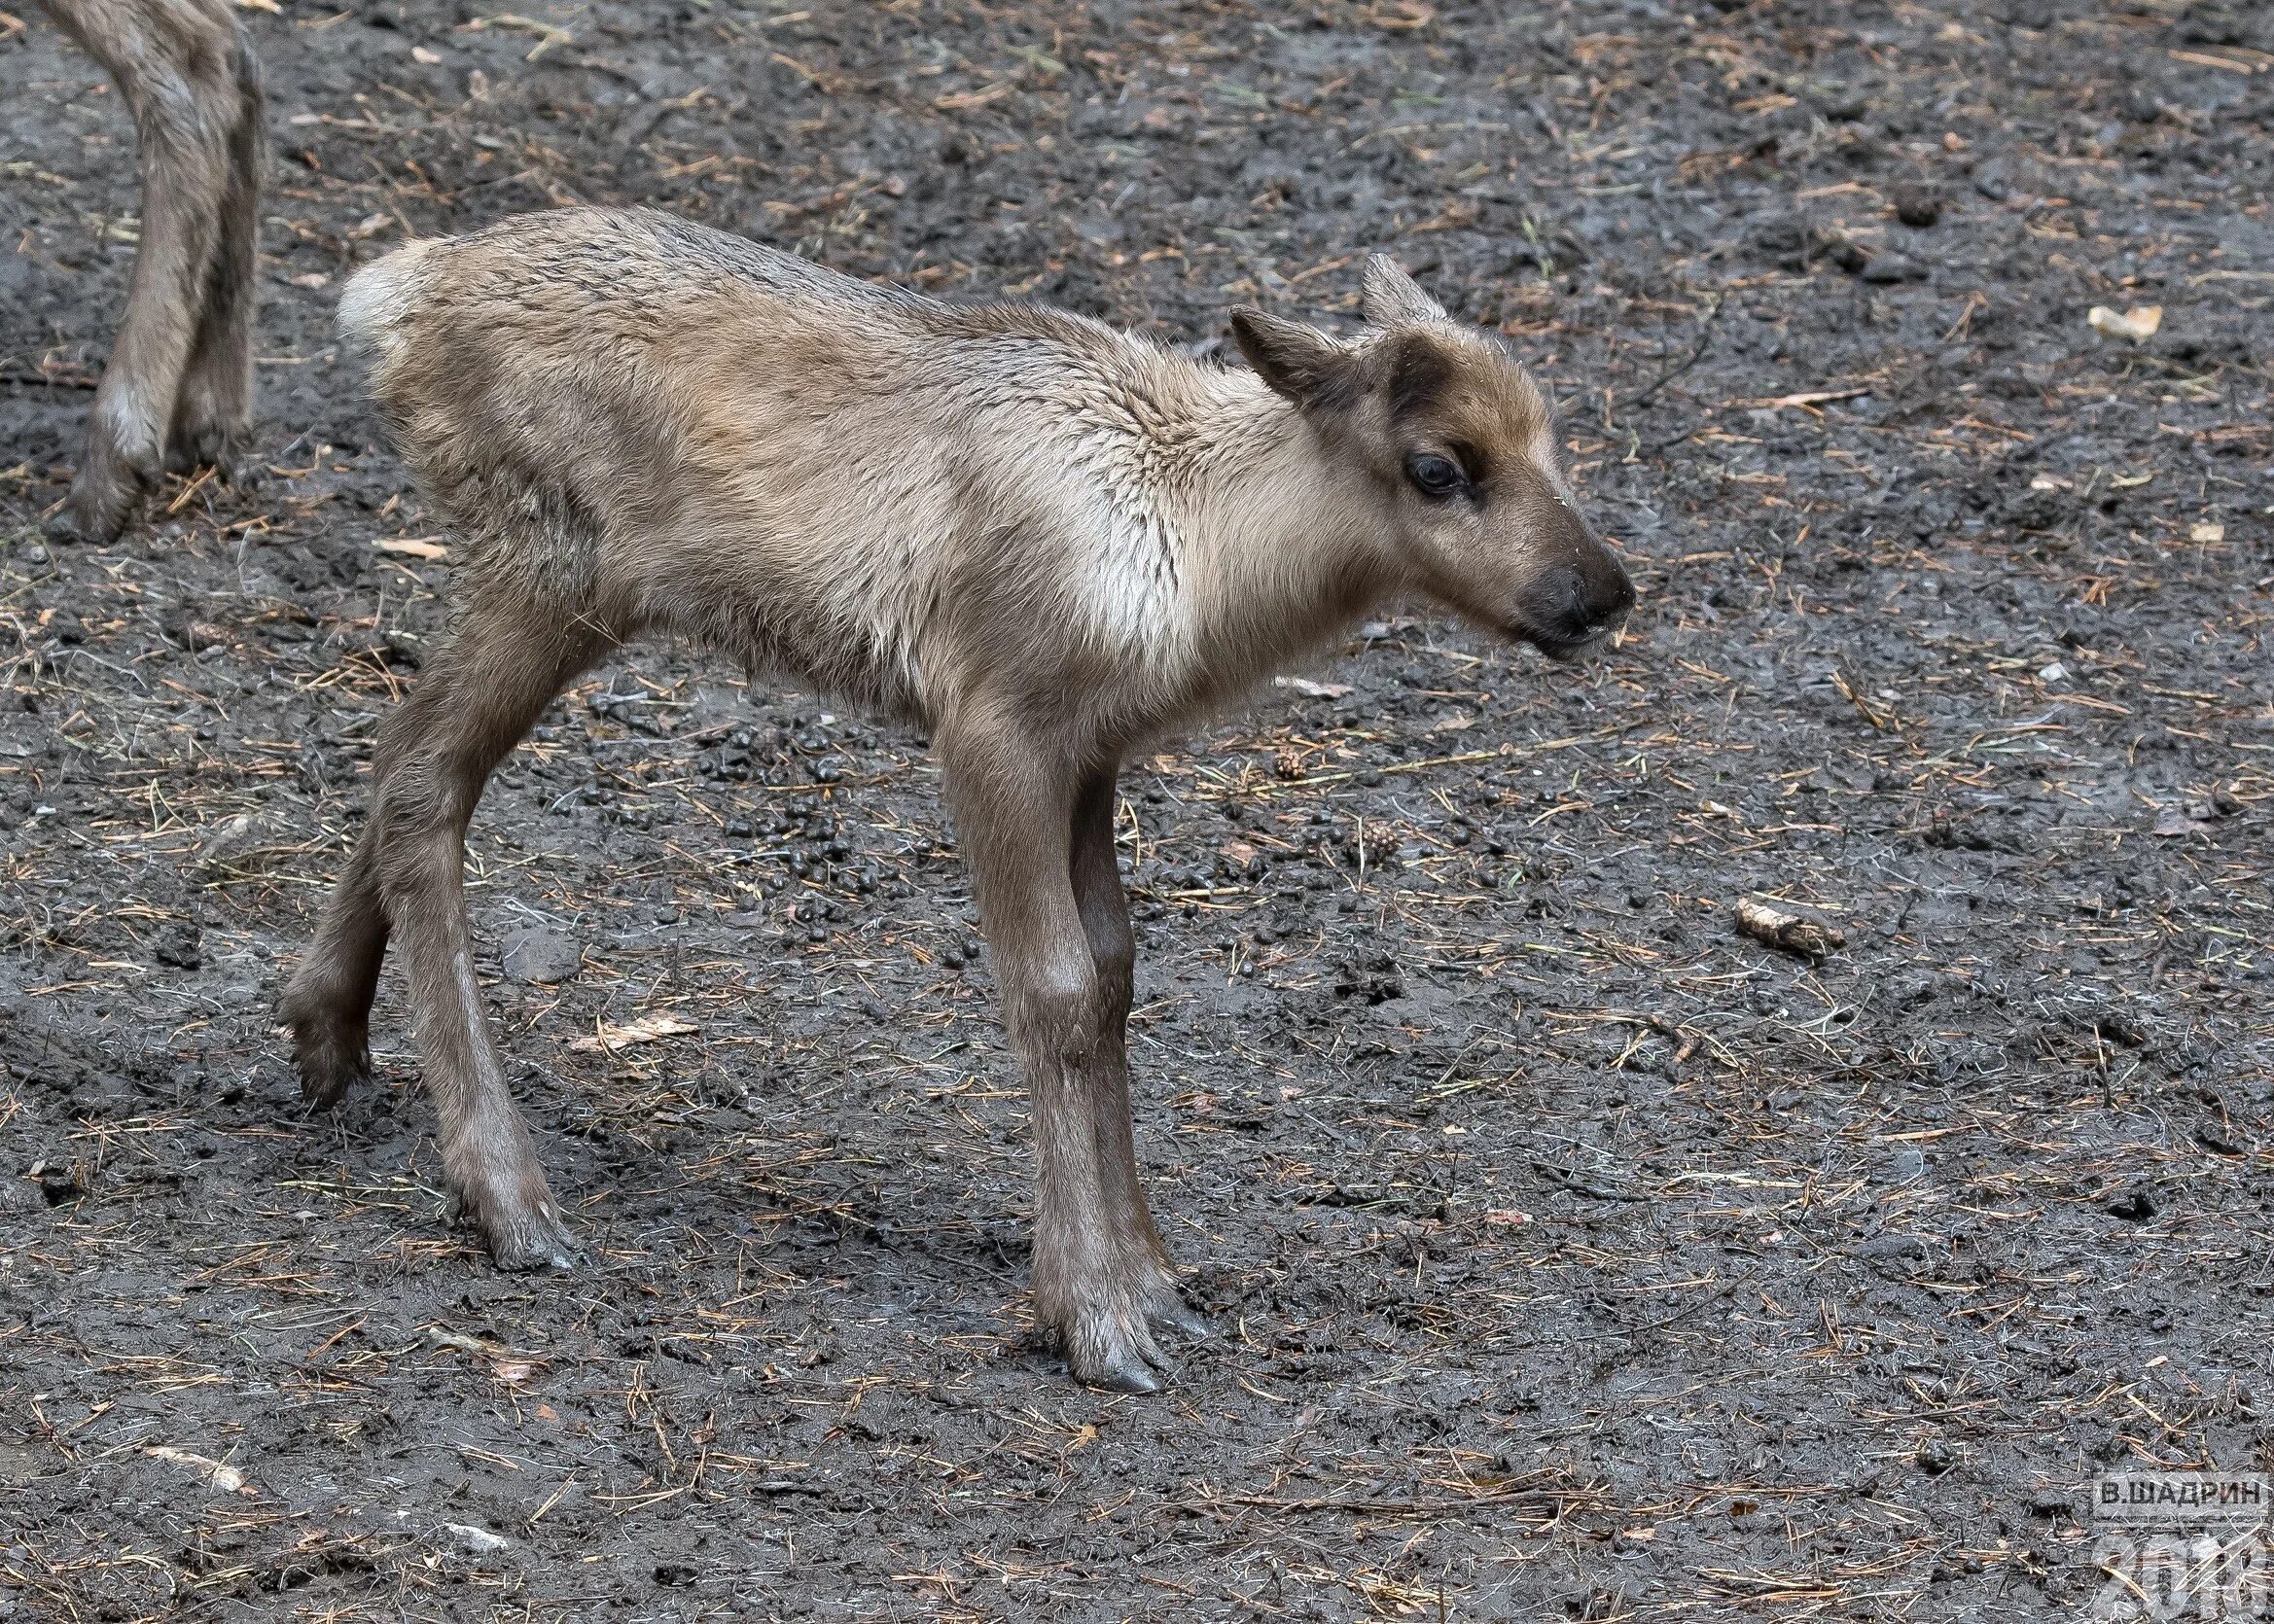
(1360, 254, 1447, 328)
(1230, 309, 1358, 415)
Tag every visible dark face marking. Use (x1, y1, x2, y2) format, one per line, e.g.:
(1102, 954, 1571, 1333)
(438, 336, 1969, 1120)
(1384, 334, 1458, 424)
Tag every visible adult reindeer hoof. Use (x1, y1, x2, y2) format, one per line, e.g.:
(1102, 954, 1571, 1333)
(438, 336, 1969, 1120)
(165, 394, 250, 479)
(57, 416, 163, 544)
(1062, 1311, 1168, 1394)
(488, 1223, 582, 1274)
(1083, 1348, 1164, 1395)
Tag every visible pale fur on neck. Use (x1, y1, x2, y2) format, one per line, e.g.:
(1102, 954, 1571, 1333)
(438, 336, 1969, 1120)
(1129, 352, 1394, 702)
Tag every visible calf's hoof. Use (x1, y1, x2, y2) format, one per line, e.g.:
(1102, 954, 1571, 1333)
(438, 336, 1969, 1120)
(279, 983, 372, 1109)
(454, 1164, 581, 1274)
(1048, 1271, 1203, 1394)
(289, 1020, 371, 1110)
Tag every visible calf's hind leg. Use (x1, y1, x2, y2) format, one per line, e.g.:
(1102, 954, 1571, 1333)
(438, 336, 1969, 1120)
(277, 818, 389, 1109)
(299, 596, 604, 1268)
(280, 581, 515, 1107)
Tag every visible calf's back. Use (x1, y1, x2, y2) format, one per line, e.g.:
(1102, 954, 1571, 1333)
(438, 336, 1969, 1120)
(341, 208, 1237, 726)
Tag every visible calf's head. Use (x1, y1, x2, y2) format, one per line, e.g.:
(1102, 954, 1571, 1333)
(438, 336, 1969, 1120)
(1231, 257, 1636, 658)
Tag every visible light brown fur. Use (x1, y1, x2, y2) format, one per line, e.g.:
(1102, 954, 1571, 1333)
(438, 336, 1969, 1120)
(40, 0, 263, 542)
(281, 207, 1634, 1391)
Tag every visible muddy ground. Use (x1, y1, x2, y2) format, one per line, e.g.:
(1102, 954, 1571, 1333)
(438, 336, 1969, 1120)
(3, 0, 2272, 1618)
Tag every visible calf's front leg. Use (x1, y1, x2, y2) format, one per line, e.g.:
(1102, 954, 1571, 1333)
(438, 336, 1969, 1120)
(1068, 768, 1203, 1338)
(943, 731, 1186, 1391)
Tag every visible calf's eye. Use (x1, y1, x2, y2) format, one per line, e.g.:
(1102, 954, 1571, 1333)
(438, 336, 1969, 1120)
(1404, 452, 1465, 500)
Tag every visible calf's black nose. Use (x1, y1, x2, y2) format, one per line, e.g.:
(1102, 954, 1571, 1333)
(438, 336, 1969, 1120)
(1583, 554, 1637, 627)
(1548, 547, 1636, 644)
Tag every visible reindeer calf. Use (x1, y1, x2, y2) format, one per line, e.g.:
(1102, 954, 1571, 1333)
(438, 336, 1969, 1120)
(37, 0, 264, 542)
(281, 208, 1634, 1391)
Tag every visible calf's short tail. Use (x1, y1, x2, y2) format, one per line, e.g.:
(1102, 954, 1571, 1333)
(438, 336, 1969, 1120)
(336, 237, 441, 372)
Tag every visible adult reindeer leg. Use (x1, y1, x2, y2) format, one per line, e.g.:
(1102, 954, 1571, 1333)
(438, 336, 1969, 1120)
(45, 0, 258, 541)
(168, 13, 263, 476)
(1067, 767, 1204, 1338)
(943, 724, 1176, 1392)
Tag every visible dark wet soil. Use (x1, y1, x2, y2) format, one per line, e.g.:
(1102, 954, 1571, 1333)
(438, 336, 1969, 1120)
(3, 1, 2271, 1619)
